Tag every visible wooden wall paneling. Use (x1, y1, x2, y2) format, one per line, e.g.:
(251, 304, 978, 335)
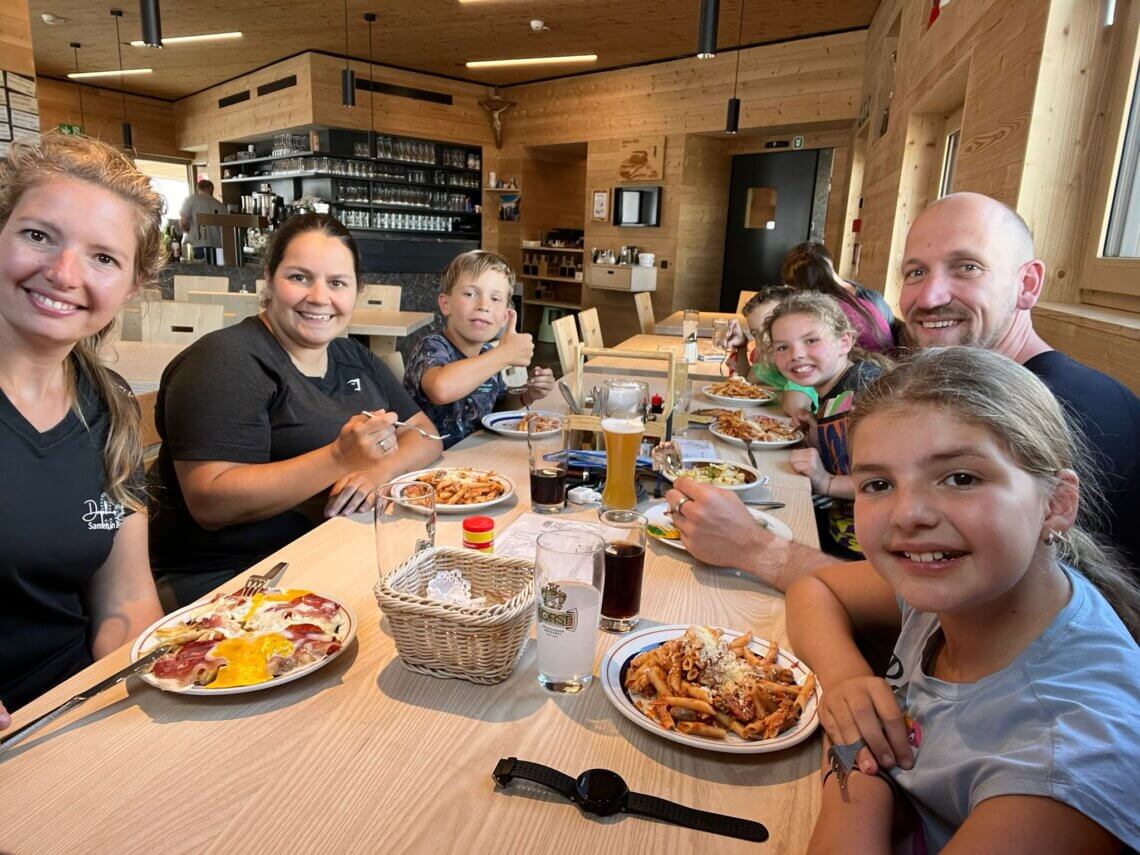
(854, 0, 1046, 306)
(37, 79, 194, 160)
(307, 55, 494, 147)
(580, 136, 685, 346)
(838, 127, 868, 278)
(1033, 305, 1140, 394)
(1019, 0, 1128, 304)
(673, 134, 731, 315)
(505, 32, 865, 146)
(1, 0, 35, 76)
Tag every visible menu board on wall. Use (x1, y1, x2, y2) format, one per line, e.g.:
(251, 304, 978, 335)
(0, 71, 39, 158)
(617, 136, 665, 182)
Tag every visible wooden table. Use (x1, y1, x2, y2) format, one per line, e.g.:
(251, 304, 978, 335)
(655, 310, 741, 338)
(347, 308, 435, 358)
(0, 370, 820, 854)
(583, 334, 732, 382)
(98, 340, 187, 393)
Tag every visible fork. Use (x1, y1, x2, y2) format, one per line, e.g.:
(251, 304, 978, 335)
(744, 439, 760, 469)
(361, 410, 450, 441)
(238, 561, 288, 597)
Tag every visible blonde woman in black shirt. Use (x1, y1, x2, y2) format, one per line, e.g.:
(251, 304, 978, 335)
(0, 134, 164, 716)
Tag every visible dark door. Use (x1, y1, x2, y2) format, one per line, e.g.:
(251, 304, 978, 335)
(720, 150, 820, 312)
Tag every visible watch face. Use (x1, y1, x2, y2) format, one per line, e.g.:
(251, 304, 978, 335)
(575, 769, 629, 816)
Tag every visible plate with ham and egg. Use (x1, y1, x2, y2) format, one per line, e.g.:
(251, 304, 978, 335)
(130, 589, 356, 695)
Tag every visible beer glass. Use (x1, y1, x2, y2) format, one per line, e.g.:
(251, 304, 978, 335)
(599, 510, 647, 633)
(713, 317, 730, 350)
(535, 530, 605, 693)
(529, 419, 568, 514)
(682, 308, 700, 341)
(598, 379, 648, 511)
(375, 481, 436, 579)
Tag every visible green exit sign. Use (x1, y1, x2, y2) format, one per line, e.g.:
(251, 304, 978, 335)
(792, 135, 805, 149)
(58, 123, 83, 136)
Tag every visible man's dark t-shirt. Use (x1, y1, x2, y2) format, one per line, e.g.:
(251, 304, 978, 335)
(0, 370, 136, 711)
(1025, 350, 1140, 570)
(149, 318, 420, 597)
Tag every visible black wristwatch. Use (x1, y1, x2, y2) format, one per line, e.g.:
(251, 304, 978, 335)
(492, 757, 768, 842)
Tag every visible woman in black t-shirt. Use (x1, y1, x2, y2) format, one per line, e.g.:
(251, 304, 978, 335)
(0, 134, 165, 718)
(149, 215, 443, 607)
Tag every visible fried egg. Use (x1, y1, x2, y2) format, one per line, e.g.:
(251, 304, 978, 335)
(207, 633, 295, 689)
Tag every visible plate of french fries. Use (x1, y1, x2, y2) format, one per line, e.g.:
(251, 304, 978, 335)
(701, 379, 777, 406)
(709, 411, 804, 449)
(600, 624, 820, 754)
(392, 467, 514, 513)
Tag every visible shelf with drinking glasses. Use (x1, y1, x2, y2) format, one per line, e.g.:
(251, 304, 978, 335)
(218, 128, 482, 242)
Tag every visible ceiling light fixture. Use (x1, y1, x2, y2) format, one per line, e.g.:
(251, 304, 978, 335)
(110, 9, 133, 151)
(139, 0, 162, 47)
(69, 42, 87, 131)
(726, 0, 744, 134)
(465, 54, 597, 69)
(341, 0, 356, 107)
(365, 12, 377, 152)
(67, 68, 153, 79)
(130, 30, 242, 46)
(697, 0, 719, 58)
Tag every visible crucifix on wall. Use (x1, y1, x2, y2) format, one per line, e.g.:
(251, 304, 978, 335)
(479, 91, 516, 149)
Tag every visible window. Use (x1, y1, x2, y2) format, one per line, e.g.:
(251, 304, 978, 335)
(938, 129, 960, 198)
(135, 158, 192, 228)
(1079, 0, 1140, 311)
(1103, 60, 1140, 258)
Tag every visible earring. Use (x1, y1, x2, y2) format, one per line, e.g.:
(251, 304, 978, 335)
(1043, 531, 1057, 546)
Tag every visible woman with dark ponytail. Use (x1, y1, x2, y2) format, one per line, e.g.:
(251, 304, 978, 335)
(0, 134, 165, 723)
(781, 241, 897, 354)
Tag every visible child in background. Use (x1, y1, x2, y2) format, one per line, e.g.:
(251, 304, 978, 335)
(724, 286, 818, 426)
(763, 291, 891, 557)
(404, 250, 554, 449)
(787, 348, 1140, 854)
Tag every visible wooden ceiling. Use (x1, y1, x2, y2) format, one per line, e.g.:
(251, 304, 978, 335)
(27, 0, 877, 100)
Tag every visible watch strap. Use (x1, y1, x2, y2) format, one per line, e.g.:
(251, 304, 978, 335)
(626, 793, 769, 843)
(497, 759, 577, 801)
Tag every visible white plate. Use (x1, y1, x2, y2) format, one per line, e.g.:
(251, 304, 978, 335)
(130, 591, 357, 696)
(600, 625, 821, 754)
(644, 502, 792, 548)
(392, 467, 515, 514)
(480, 410, 564, 439)
(709, 420, 804, 449)
(661, 458, 764, 493)
(700, 384, 776, 406)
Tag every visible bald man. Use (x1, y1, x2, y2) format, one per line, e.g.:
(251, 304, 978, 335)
(668, 192, 1138, 587)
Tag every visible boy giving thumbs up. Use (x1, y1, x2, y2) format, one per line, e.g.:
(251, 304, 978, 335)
(404, 250, 554, 448)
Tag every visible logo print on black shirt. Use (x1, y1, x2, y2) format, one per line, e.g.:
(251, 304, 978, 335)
(347, 378, 362, 391)
(83, 493, 125, 531)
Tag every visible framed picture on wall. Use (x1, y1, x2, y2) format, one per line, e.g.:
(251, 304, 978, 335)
(591, 189, 609, 222)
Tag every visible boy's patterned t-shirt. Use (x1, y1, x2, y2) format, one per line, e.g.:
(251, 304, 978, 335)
(403, 330, 506, 449)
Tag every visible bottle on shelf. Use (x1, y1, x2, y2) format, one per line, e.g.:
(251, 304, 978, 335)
(168, 226, 181, 262)
(181, 230, 194, 263)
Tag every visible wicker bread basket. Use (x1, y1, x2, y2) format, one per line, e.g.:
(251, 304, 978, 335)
(373, 546, 535, 684)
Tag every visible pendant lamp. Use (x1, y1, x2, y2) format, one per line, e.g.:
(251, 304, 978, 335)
(365, 12, 376, 152)
(70, 42, 87, 131)
(110, 9, 134, 150)
(697, 0, 718, 58)
(725, 0, 744, 134)
(341, 0, 356, 107)
(139, 0, 162, 47)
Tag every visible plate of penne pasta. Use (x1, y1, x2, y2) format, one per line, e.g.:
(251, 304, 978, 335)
(600, 624, 820, 754)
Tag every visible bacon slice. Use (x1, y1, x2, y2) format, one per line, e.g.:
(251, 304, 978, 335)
(149, 637, 224, 687)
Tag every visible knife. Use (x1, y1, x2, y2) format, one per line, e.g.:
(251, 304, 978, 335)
(0, 644, 171, 759)
(745, 439, 759, 470)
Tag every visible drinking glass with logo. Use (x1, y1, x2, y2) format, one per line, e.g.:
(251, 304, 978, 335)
(374, 481, 436, 579)
(599, 509, 647, 633)
(528, 418, 569, 514)
(598, 379, 648, 511)
(535, 530, 605, 693)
